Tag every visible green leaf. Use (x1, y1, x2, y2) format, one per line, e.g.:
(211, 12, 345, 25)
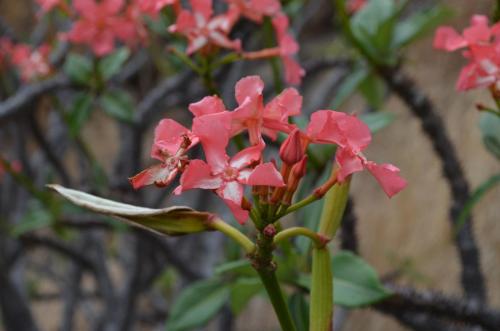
(350, 0, 405, 63)
(98, 48, 130, 80)
(358, 73, 386, 109)
(68, 93, 93, 136)
(99, 89, 134, 122)
(331, 66, 369, 108)
(479, 112, 500, 159)
(10, 200, 53, 236)
(333, 251, 391, 308)
(48, 185, 213, 236)
(63, 54, 93, 85)
(229, 277, 262, 314)
(392, 5, 452, 49)
(166, 279, 230, 331)
(214, 259, 255, 276)
(288, 293, 309, 331)
(359, 112, 395, 133)
(455, 173, 500, 234)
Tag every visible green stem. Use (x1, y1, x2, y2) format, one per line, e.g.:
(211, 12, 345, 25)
(277, 193, 319, 218)
(256, 268, 297, 331)
(273, 226, 326, 248)
(318, 179, 351, 239)
(209, 218, 255, 254)
(263, 17, 283, 93)
(309, 247, 333, 331)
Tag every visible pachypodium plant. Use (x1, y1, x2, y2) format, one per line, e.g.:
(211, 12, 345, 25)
(53, 75, 406, 331)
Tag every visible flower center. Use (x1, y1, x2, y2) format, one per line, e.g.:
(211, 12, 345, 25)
(221, 166, 239, 181)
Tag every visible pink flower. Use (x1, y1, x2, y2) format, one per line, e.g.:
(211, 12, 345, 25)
(227, 0, 281, 23)
(134, 0, 179, 17)
(35, 0, 67, 14)
(304, 110, 407, 197)
(189, 76, 301, 144)
(9, 43, 52, 82)
(0, 159, 22, 181)
(66, 0, 142, 56)
(346, 0, 366, 14)
(272, 14, 304, 85)
(169, 0, 241, 55)
(175, 116, 284, 223)
(434, 15, 500, 91)
(129, 119, 199, 189)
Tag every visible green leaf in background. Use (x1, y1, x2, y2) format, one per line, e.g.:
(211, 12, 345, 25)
(358, 73, 386, 109)
(455, 173, 500, 234)
(332, 251, 391, 308)
(98, 47, 130, 80)
(99, 89, 134, 122)
(479, 112, 500, 160)
(288, 293, 309, 331)
(10, 200, 53, 236)
(392, 5, 452, 49)
(68, 93, 93, 136)
(359, 112, 395, 133)
(331, 65, 368, 108)
(214, 259, 255, 277)
(229, 277, 263, 314)
(63, 53, 93, 85)
(350, 0, 405, 64)
(166, 279, 230, 331)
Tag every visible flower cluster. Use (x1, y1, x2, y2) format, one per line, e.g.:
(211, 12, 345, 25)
(169, 0, 304, 85)
(0, 38, 52, 82)
(434, 15, 500, 91)
(130, 75, 406, 223)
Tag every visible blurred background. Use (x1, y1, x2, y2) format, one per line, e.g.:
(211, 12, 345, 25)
(0, 0, 499, 330)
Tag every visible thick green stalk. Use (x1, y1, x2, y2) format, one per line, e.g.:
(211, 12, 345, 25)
(256, 268, 297, 331)
(251, 230, 297, 331)
(309, 247, 333, 331)
(318, 179, 351, 239)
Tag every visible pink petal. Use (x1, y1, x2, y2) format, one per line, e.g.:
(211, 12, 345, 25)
(335, 148, 364, 181)
(217, 181, 248, 223)
(272, 13, 288, 38)
(250, 0, 281, 16)
(365, 162, 407, 198)
(247, 162, 285, 187)
(74, 0, 98, 16)
(192, 115, 231, 172)
(102, 0, 124, 15)
(235, 75, 264, 105)
(129, 164, 178, 189)
(151, 119, 195, 160)
(176, 159, 223, 193)
(265, 87, 302, 121)
(282, 56, 304, 85)
(229, 140, 264, 169)
(208, 31, 241, 51)
(433, 26, 467, 51)
(463, 15, 491, 44)
(329, 111, 371, 152)
(169, 10, 195, 33)
(190, 0, 212, 20)
(189, 96, 227, 117)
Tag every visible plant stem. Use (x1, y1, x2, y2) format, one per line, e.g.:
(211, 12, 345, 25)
(210, 218, 255, 254)
(256, 267, 297, 331)
(310, 247, 333, 331)
(273, 226, 326, 248)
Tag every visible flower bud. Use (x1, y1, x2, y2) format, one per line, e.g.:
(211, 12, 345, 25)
(279, 129, 304, 165)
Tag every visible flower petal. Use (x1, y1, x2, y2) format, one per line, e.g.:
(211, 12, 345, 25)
(235, 75, 264, 105)
(129, 164, 178, 189)
(189, 95, 227, 117)
(176, 159, 222, 193)
(365, 162, 407, 198)
(229, 140, 264, 170)
(247, 162, 285, 187)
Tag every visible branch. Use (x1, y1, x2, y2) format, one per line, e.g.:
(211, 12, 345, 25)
(0, 73, 71, 122)
(379, 66, 485, 303)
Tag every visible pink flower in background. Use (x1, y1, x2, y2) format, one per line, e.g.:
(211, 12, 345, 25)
(176, 116, 284, 223)
(66, 0, 142, 56)
(0, 159, 22, 181)
(346, 0, 366, 14)
(135, 0, 179, 17)
(7, 43, 52, 82)
(272, 14, 305, 85)
(227, 0, 281, 23)
(434, 15, 500, 91)
(129, 119, 199, 189)
(0, 38, 12, 70)
(169, 0, 241, 55)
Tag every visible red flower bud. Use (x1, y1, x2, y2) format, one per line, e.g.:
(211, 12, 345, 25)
(279, 129, 304, 165)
